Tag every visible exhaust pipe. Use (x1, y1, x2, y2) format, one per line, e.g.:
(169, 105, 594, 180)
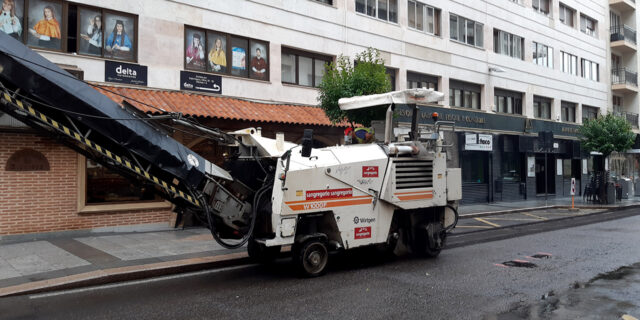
(384, 104, 394, 144)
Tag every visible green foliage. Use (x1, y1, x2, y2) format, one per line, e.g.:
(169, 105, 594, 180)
(579, 113, 634, 158)
(317, 48, 392, 126)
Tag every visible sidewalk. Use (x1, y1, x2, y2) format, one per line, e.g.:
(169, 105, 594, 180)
(1, 196, 639, 297)
(458, 196, 640, 217)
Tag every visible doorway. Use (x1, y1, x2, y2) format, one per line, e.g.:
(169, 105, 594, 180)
(535, 154, 556, 195)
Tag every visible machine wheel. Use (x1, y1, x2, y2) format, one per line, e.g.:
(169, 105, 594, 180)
(294, 239, 329, 277)
(247, 238, 281, 263)
(412, 223, 444, 258)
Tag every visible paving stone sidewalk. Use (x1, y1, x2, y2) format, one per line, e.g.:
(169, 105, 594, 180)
(0, 228, 245, 292)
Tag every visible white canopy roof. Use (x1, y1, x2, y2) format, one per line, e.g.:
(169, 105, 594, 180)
(338, 88, 444, 111)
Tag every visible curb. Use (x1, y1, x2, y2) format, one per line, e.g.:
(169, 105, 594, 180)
(459, 203, 640, 219)
(0, 252, 251, 298)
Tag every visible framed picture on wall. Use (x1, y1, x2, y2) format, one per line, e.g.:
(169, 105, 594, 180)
(206, 31, 227, 74)
(103, 11, 135, 61)
(249, 40, 268, 80)
(78, 6, 102, 56)
(26, 0, 62, 50)
(230, 36, 247, 77)
(184, 27, 206, 71)
(0, 0, 25, 41)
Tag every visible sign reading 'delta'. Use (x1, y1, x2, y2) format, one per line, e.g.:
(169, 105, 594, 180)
(105, 61, 148, 86)
(180, 71, 222, 94)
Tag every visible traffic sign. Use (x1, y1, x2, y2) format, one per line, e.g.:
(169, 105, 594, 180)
(570, 178, 576, 196)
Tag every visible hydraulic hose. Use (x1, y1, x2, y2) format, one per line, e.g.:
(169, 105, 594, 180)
(199, 182, 273, 249)
(444, 204, 459, 233)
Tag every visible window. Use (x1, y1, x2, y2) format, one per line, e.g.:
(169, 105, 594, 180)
(407, 1, 440, 35)
(532, 0, 550, 15)
(580, 14, 597, 37)
(493, 88, 523, 114)
(281, 48, 332, 87)
(562, 159, 572, 178)
(582, 105, 598, 122)
(613, 96, 623, 110)
(449, 14, 483, 48)
(533, 96, 552, 119)
(493, 29, 523, 59)
(0, 1, 138, 62)
(581, 58, 599, 81)
(184, 27, 269, 81)
(86, 159, 158, 204)
(355, 0, 398, 23)
(532, 42, 553, 68)
(561, 101, 576, 122)
(386, 67, 396, 91)
(461, 151, 488, 183)
(311, 0, 333, 4)
(561, 51, 578, 76)
(559, 3, 575, 27)
(449, 79, 481, 109)
(407, 71, 438, 90)
(501, 136, 521, 182)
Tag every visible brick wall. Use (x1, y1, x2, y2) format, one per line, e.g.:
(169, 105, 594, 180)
(0, 132, 172, 235)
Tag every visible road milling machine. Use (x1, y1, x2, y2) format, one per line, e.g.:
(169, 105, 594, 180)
(0, 31, 461, 276)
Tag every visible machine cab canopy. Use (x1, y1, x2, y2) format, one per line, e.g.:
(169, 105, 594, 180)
(338, 88, 444, 110)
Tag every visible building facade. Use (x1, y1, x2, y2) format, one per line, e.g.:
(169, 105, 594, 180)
(0, 0, 625, 235)
(608, 0, 640, 194)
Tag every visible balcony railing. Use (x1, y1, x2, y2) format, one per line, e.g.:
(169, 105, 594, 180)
(611, 25, 637, 44)
(613, 110, 639, 128)
(612, 68, 639, 87)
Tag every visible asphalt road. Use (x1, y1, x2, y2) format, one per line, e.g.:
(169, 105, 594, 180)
(3, 208, 640, 320)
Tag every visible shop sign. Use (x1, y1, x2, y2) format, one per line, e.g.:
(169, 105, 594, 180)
(395, 104, 582, 137)
(465, 133, 492, 151)
(180, 71, 222, 94)
(105, 61, 148, 86)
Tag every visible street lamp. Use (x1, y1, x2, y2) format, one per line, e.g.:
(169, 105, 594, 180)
(488, 66, 506, 73)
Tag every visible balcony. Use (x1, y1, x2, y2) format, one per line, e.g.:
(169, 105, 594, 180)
(613, 109, 639, 128)
(610, 0, 635, 12)
(612, 68, 639, 94)
(611, 25, 637, 52)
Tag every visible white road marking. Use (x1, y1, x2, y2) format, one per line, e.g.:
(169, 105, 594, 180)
(29, 264, 257, 300)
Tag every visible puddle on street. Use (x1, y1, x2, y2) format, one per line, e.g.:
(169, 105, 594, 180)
(488, 263, 640, 320)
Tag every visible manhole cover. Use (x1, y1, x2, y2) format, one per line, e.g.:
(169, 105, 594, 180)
(501, 259, 537, 268)
(530, 252, 552, 259)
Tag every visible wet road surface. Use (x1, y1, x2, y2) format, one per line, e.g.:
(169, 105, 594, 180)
(2, 207, 640, 320)
(492, 263, 640, 319)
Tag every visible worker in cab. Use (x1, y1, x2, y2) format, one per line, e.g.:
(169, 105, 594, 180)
(344, 127, 375, 144)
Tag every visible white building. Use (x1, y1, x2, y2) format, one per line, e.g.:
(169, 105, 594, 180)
(0, 0, 630, 236)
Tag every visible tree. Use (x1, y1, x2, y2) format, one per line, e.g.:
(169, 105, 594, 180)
(579, 113, 634, 159)
(580, 113, 634, 203)
(317, 48, 392, 127)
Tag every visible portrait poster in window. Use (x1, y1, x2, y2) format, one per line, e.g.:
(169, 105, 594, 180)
(185, 28, 206, 71)
(103, 13, 135, 61)
(27, 0, 62, 50)
(231, 37, 247, 77)
(78, 7, 102, 56)
(1, 0, 24, 40)
(207, 32, 226, 73)
(249, 41, 268, 80)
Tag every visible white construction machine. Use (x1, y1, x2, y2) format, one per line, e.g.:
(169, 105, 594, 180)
(240, 88, 462, 276)
(0, 31, 460, 277)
